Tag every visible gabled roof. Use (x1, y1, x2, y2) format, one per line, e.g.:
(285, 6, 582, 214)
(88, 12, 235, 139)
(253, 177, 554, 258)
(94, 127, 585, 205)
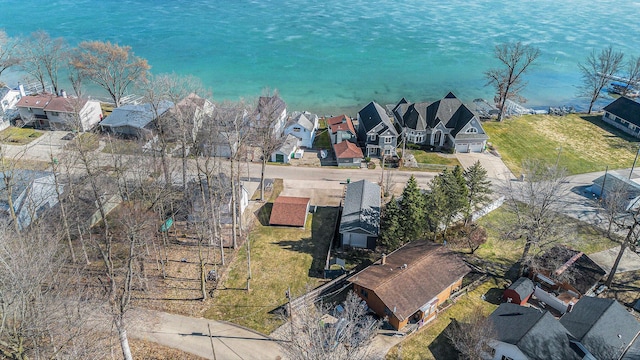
(269, 196, 310, 227)
(287, 111, 316, 132)
(425, 92, 477, 136)
(43, 96, 89, 113)
(256, 95, 286, 117)
(333, 140, 363, 159)
(393, 101, 429, 132)
(101, 101, 174, 129)
(560, 297, 640, 359)
(490, 303, 580, 360)
(277, 134, 299, 154)
(507, 277, 535, 301)
(327, 114, 356, 135)
(357, 101, 398, 136)
(16, 93, 52, 109)
(349, 241, 470, 321)
(535, 246, 606, 295)
(339, 180, 380, 235)
(603, 97, 640, 127)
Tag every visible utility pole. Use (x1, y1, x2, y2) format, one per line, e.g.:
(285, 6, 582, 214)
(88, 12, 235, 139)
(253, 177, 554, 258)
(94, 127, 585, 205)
(286, 286, 294, 341)
(207, 323, 217, 360)
(630, 147, 640, 179)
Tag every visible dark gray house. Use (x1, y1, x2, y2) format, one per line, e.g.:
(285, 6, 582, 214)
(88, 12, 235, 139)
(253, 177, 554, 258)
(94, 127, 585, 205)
(339, 180, 381, 249)
(391, 92, 488, 153)
(602, 96, 640, 138)
(356, 101, 399, 158)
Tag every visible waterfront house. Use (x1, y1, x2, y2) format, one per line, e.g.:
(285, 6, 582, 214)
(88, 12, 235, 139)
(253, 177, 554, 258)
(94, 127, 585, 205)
(339, 179, 380, 249)
(16, 92, 102, 132)
(0, 85, 23, 126)
(100, 101, 173, 138)
(255, 94, 287, 137)
(349, 241, 470, 330)
(333, 140, 363, 167)
(356, 101, 399, 158)
(269, 196, 311, 228)
(391, 92, 488, 153)
(602, 96, 640, 138)
(162, 93, 214, 144)
(326, 114, 357, 145)
(283, 111, 318, 148)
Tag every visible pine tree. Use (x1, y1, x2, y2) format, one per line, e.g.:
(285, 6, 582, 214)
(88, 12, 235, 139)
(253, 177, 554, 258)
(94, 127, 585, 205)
(399, 175, 425, 242)
(463, 161, 492, 225)
(379, 196, 402, 251)
(426, 166, 469, 242)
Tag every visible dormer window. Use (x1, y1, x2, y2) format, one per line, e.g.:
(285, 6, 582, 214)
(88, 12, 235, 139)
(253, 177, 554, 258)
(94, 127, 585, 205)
(369, 134, 377, 141)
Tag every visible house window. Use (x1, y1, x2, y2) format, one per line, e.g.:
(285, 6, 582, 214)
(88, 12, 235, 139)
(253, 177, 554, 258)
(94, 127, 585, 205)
(384, 137, 392, 144)
(28, 107, 33, 112)
(384, 149, 391, 155)
(369, 134, 377, 141)
(293, 127, 301, 132)
(360, 288, 368, 299)
(465, 127, 478, 133)
(49, 111, 60, 116)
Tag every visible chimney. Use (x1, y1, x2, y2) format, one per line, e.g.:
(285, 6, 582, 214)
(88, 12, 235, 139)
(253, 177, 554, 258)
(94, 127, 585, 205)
(61, 89, 67, 98)
(18, 83, 25, 97)
(381, 254, 386, 265)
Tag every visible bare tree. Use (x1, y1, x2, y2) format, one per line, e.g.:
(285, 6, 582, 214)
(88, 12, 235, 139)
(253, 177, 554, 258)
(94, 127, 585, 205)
(71, 40, 150, 107)
(621, 55, 640, 97)
(505, 159, 571, 274)
(0, 29, 20, 80)
(579, 46, 624, 114)
(282, 291, 380, 360)
(19, 30, 68, 93)
(445, 305, 496, 360)
(604, 197, 640, 288)
(485, 42, 540, 121)
(252, 89, 285, 201)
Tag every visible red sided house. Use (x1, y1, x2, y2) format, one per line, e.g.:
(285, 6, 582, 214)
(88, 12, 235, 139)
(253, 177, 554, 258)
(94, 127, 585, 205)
(269, 196, 311, 228)
(502, 277, 534, 305)
(349, 241, 470, 330)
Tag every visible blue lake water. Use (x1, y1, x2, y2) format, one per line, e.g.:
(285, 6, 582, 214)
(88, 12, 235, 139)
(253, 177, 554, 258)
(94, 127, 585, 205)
(1, 0, 639, 115)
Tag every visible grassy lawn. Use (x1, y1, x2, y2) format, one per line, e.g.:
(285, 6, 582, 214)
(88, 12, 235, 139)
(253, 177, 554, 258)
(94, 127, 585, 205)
(407, 150, 461, 167)
(386, 278, 504, 360)
(313, 128, 331, 149)
(0, 127, 43, 145)
(474, 206, 618, 271)
(204, 206, 339, 334)
(483, 114, 638, 176)
(101, 138, 142, 155)
(64, 133, 100, 152)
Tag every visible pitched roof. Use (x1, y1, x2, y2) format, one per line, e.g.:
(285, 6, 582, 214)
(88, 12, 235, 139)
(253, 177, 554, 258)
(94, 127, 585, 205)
(277, 134, 299, 154)
(327, 114, 356, 135)
(44, 96, 88, 113)
(100, 101, 174, 129)
(507, 277, 535, 301)
(350, 241, 470, 321)
(560, 297, 640, 359)
(534, 245, 606, 295)
(339, 180, 380, 235)
(490, 303, 580, 360)
(16, 93, 52, 109)
(269, 196, 310, 227)
(603, 97, 640, 127)
(425, 92, 477, 136)
(333, 141, 363, 159)
(256, 95, 286, 117)
(357, 101, 398, 136)
(287, 111, 316, 132)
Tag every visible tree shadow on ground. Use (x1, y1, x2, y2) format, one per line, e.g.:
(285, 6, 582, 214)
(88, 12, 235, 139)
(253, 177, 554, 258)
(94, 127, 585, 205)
(483, 288, 505, 305)
(274, 207, 339, 278)
(255, 202, 273, 226)
(427, 322, 459, 360)
(580, 115, 640, 144)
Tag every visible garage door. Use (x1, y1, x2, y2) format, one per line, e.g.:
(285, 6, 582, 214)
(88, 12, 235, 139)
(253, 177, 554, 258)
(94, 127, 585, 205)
(455, 143, 469, 153)
(276, 154, 284, 162)
(469, 143, 484, 153)
(343, 233, 368, 248)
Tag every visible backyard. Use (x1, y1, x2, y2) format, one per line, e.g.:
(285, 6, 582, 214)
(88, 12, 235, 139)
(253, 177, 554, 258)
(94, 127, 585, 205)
(483, 113, 638, 176)
(0, 127, 43, 145)
(204, 205, 339, 334)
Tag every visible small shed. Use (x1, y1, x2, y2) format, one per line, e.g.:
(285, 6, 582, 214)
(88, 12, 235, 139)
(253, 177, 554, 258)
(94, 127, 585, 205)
(269, 196, 311, 228)
(503, 277, 534, 305)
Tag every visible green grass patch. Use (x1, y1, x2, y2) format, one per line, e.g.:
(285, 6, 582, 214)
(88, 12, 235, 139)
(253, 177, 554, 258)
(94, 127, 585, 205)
(407, 150, 461, 167)
(313, 128, 331, 149)
(101, 102, 114, 118)
(65, 133, 100, 152)
(483, 114, 638, 176)
(101, 138, 142, 155)
(386, 278, 504, 360)
(0, 127, 43, 145)
(204, 206, 339, 334)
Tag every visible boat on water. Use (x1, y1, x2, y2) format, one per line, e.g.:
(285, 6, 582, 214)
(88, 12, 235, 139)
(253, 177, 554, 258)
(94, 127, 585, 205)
(608, 81, 640, 98)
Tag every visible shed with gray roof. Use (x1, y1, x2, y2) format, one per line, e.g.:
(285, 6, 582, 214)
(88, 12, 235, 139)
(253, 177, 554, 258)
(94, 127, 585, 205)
(339, 180, 380, 249)
(100, 100, 173, 138)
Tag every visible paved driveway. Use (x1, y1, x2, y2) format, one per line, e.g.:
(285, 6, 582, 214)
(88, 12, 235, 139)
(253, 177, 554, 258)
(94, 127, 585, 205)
(130, 309, 284, 360)
(456, 151, 515, 181)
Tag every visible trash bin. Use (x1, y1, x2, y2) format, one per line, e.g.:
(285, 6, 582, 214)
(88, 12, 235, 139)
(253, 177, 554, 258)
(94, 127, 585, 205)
(347, 178, 350, 183)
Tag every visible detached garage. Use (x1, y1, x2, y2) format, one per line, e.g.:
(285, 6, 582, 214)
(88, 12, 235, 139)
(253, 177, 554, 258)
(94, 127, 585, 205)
(339, 180, 381, 249)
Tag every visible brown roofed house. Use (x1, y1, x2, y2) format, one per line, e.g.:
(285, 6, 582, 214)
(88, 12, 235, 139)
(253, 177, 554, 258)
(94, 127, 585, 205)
(349, 241, 470, 330)
(333, 140, 363, 167)
(326, 114, 356, 144)
(269, 196, 311, 228)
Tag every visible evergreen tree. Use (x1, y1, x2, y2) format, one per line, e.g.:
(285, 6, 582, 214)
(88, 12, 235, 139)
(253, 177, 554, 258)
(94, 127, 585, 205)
(463, 161, 493, 225)
(379, 196, 402, 251)
(426, 166, 468, 242)
(399, 175, 425, 242)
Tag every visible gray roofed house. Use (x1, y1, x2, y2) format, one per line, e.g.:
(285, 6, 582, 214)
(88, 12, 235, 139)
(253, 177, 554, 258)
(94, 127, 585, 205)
(0, 170, 61, 230)
(391, 92, 488, 153)
(560, 297, 640, 360)
(602, 96, 640, 138)
(489, 303, 581, 360)
(339, 179, 380, 249)
(100, 100, 174, 138)
(356, 101, 399, 158)
(283, 111, 318, 148)
(271, 134, 299, 164)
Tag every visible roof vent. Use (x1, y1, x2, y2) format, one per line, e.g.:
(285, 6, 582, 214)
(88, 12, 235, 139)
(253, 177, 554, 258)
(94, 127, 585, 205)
(401, 263, 407, 270)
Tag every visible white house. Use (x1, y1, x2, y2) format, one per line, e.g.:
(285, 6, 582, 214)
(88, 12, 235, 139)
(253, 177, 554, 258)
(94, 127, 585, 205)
(255, 95, 287, 137)
(283, 111, 318, 148)
(271, 134, 299, 163)
(16, 92, 103, 131)
(0, 85, 22, 128)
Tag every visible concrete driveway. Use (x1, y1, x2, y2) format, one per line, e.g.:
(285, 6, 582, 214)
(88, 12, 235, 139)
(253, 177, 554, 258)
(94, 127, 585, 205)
(130, 309, 284, 360)
(281, 179, 346, 206)
(456, 151, 515, 182)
